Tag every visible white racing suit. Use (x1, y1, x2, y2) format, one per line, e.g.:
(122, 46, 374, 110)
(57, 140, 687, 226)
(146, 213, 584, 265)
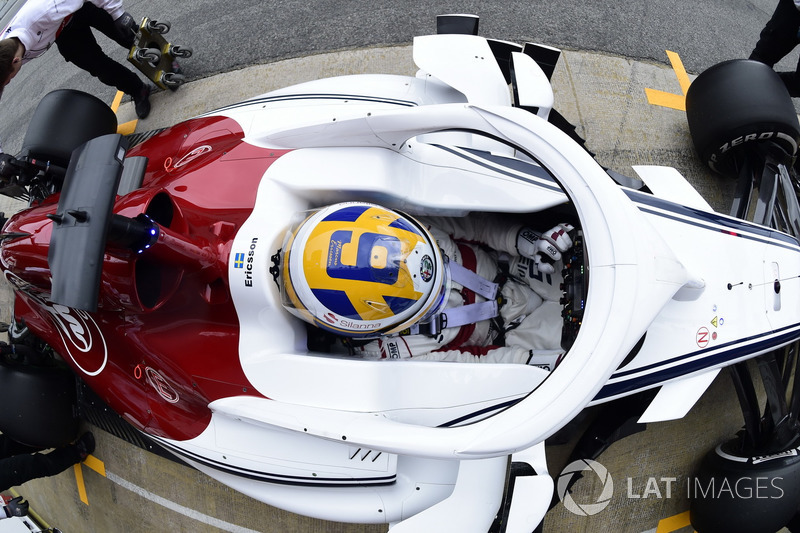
(3, 0, 125, 64)
(353, 215, 567, 365)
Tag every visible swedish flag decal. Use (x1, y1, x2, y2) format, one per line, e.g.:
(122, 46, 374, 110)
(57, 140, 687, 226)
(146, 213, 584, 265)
(233, 253, 245, 269)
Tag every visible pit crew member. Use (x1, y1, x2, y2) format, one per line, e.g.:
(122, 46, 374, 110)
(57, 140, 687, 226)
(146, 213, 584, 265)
(0, 0, 152, 117)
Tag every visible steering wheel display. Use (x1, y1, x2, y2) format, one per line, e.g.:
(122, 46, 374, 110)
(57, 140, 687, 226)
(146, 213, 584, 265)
(560, 231, 587, 351)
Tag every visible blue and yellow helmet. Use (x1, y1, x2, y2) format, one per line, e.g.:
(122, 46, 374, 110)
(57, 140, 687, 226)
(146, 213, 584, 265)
(281, 202, 447, 338)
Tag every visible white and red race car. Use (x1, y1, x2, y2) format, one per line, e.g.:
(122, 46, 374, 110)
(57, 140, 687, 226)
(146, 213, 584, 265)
(0, 14, 798, 533)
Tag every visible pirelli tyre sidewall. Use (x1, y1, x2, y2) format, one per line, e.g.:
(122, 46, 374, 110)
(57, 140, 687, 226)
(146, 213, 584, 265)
(685, 59, 800, 178)
(689, 441, 800, 533)
(0, 359, 80, 448)
(20, 89, 118, 168)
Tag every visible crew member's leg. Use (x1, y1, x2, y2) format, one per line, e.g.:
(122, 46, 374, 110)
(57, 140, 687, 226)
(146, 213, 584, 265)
(0, 434, 41, 460)
(750, 0, 800, 95)
(0, 446, 79, 489)
(789, 53, 800, 97)
(750, 0, 800, 66)
(0, 433, 94, 491)
(75, 2, 136, 49)
(55, 4, 151, 117)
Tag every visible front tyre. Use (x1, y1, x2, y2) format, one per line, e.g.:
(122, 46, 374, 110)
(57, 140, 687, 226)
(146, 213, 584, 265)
(689, 436, 800, 533)
(685, 59, 800, 178)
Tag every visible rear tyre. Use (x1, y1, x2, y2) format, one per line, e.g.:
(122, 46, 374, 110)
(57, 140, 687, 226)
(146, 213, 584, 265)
(20, 89, 118, 169)
(0, 360, 79, 448)
(685, 59, 800, 178)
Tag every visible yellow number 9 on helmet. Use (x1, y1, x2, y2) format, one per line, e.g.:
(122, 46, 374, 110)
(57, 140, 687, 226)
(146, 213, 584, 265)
(281, 202, 448, 338)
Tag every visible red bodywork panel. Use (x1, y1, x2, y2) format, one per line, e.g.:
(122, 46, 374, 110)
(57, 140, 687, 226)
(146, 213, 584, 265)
(1, 116, 289, 440)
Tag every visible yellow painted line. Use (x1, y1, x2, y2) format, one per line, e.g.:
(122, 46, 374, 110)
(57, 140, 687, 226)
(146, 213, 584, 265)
(655, 510, 695, 533)
(83, 454, 106, 477)
(110, 90, 138, 135)
(110, 91, 124, 113)
(73, 455, 106, 505)
(645, 50, 692, 111)
(667, 50, 691, 95)
(73, 464, 88, 505)
(645, 88, 686, 111)
(117, 119, 138, 136)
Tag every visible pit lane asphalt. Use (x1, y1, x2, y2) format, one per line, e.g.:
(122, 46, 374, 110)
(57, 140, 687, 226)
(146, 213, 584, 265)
(0, 0, 796, 154)
(0, 6, 793, 533)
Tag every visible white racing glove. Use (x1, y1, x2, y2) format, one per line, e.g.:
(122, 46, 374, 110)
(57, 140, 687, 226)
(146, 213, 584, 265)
(526, 349, 566, 371)
(516, 223, 574, 274)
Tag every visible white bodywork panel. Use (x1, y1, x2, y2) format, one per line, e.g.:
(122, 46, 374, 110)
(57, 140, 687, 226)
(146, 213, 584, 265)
(633, 165, 714, 211)
(638, 368, 721, 423)
(511, 51, 554, 118)
(146, 29, 800, 533)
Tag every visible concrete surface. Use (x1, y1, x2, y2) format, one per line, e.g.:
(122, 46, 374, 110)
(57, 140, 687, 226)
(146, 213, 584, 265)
(0, 42, 768, 533)
(0, 0, 791, 157)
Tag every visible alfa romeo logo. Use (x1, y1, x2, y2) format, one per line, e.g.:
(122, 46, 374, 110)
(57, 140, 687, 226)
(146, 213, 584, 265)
(557, 459, 614, 516)
(419, 254, 434, 282)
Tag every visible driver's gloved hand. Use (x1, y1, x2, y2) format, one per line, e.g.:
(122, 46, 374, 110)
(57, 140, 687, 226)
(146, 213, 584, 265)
(516, 223, 574, 274)
(113, 12, 137, 47)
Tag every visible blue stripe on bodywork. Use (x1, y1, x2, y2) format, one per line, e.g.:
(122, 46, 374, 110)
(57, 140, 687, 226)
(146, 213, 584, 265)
(596, 322, 800, 401)
(625, 188, 800, 250)
(431, 144, 563, 193)
(153, 437, 396, 487)
(203, 93, 418, 117)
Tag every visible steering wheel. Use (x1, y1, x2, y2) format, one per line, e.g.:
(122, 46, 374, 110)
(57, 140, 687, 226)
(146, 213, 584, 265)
(560, 231, 587, 351)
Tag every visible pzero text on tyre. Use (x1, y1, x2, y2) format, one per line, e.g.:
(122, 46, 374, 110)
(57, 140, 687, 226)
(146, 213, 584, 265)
(685, 59, 800, 178)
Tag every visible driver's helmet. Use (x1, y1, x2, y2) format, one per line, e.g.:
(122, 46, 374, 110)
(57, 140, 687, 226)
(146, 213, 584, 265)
(281, 202, 448, 338)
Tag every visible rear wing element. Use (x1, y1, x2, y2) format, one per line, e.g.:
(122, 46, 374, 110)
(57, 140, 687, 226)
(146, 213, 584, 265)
(48, 134, 127, 311)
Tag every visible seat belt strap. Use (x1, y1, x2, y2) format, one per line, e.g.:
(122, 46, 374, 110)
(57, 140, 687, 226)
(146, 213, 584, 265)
(439, 300, 499, 329)
(410, 261, 500, 336)
(448, 259, 498, 300)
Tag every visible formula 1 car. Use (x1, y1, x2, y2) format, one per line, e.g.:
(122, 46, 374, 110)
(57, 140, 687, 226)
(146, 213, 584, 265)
(0, 13, 798, 533)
